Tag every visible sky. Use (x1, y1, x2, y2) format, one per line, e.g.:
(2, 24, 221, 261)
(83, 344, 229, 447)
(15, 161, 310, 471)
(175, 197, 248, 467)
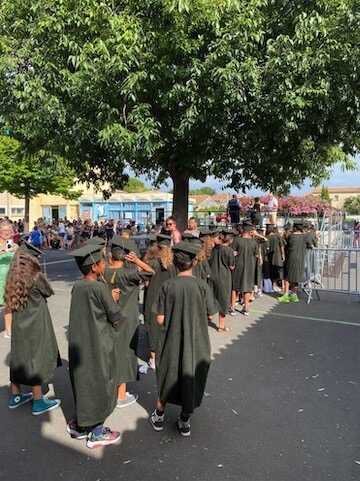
(151, 156, 360, 195)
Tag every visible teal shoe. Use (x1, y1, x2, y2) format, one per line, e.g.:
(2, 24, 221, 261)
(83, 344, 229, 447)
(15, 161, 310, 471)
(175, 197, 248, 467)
(8, 393, 33, 410)
(32, 397, 61, 416)
(289, 293, 300, 303)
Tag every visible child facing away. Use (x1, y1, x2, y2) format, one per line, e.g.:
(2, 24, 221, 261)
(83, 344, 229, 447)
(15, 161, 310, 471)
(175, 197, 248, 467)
(67, 242, 124, 449)
(5, 243, 61, 415)
(103, 236, 154, 409)
(209, 229, 235, 332)
(149, 241, 217, 437)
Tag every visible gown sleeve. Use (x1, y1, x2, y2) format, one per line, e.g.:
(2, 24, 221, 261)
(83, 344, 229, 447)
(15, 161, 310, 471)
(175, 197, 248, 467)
(155, 283, 167, 317)
(205, 283, 218, 316)
(34, 272, 54, 298)
(99, 284, 123, 326)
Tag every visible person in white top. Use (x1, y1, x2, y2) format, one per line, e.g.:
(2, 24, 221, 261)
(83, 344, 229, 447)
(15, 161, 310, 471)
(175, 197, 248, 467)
(267, 193, 279, 225)
(58, 220, 66, 249)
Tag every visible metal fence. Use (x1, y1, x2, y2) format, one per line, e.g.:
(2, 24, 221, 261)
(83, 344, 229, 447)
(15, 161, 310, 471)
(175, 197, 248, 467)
(303, 247, 360, 303)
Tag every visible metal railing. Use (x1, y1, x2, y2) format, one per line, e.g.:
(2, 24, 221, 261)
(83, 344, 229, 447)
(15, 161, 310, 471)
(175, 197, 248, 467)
(303, 247, 360, 303)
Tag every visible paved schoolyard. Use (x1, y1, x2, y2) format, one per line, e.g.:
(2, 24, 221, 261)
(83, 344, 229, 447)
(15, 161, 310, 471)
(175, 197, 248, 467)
(0, 250, 359, 481)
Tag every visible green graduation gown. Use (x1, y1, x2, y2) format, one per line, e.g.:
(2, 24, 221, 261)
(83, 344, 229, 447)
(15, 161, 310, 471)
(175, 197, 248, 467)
(103, 267, 150, 384)
(231, 237, 257, 293)
(155, 276, 217, 413)
(285, 233, 311, 284)
(68, 280, 123, 427)
(144, 259, 176, 352)
(10, 273, 60, 386)
(268, 234, 285, 281)
(209, 245, 234, 313)
(193, 259, 212, 284)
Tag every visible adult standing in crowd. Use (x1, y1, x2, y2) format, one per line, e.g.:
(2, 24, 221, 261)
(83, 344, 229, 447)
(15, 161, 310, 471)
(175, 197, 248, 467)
(164, 216, 182, 245)
(183, 217, 200, 237)
(227, 194, 240, 225)
(0, 220, 17, 338)
(267, 193, 279, 225)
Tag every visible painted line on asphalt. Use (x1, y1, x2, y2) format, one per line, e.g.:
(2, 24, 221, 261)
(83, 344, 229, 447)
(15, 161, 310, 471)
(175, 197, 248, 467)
(42, 259, 74, 266)
(251, 309, 360, 328)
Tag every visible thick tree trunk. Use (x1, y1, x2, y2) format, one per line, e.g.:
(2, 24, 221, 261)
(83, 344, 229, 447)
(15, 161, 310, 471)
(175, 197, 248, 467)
(171, 173, 189, 232)
(24, 195, 30, 233)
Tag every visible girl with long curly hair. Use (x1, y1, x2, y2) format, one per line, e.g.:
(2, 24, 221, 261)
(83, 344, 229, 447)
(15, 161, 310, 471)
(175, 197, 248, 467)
(5, 248, 61, 416)
(143, 235, 176, 369)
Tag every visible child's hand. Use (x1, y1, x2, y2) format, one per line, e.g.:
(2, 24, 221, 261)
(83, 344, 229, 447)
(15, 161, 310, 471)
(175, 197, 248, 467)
(125, 252, 139, 264)
(111, 288, 120, 302)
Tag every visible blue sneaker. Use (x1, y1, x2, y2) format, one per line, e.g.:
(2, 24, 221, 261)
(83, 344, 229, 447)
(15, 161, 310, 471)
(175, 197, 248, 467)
(8, 393, 33, 410)
(32, 397, 61, 416)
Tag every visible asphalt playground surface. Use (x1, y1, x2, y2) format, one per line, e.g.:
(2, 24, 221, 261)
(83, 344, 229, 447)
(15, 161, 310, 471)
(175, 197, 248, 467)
(0, 249, 359, 481)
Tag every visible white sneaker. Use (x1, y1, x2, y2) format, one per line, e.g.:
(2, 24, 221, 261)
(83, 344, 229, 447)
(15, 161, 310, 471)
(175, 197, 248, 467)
(3, 331, 11, 339)
(116, 393, 138, 409)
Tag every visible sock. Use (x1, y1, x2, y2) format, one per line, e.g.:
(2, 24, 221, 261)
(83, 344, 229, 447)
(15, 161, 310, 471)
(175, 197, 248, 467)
(156, 409, 164, 417)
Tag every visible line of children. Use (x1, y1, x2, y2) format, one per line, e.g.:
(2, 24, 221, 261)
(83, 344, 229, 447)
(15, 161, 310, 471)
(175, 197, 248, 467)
(5, 219, 314, 447)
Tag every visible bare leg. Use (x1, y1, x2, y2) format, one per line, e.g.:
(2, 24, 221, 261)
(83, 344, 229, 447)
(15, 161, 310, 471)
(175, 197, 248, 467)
(243, 292, 251, 313)
(32, 385, 42, 400)
(10, 383, 21, 395)
(4, 307, 12, 336)
(117, 383, 127, 401)
(156, 399, 166, 412)
(284, 280, 290, 295)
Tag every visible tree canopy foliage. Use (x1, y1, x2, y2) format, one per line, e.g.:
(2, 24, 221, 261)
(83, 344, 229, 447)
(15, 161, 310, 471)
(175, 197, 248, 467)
(123, 177, 149, 193)
(0, 0, 359, 227)
(344, 196, 360, 215)
(0, 136, 81, 226)
(190, 187, 216, 195)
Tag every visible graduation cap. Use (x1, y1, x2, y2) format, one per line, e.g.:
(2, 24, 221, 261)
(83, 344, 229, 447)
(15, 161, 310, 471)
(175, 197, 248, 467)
(199, 228, 212, 237)
(19, 242, 42, 258)
(293, 219, 304, 228)
(242, 222, 256, 233)
(156, 234, 172, 246)
(87, 236, 106, 246)
(220, 228, 234, 236)
(172, 241, 201, 259)
(71, 243, 104, 268)
(111, 236, 136, 254)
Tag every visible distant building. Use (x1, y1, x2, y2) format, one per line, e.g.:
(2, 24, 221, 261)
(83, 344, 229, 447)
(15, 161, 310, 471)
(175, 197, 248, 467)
(79, 190, 194, 225)
(0, 187, 194, 226)
(312, 187, 360, 209)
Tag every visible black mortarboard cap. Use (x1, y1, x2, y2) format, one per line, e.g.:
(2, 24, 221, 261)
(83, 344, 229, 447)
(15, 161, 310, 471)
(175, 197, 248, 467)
(87, 236, 106, 246)
(199, 228, 211, 237)
(71, 243, 104, 267)
(156, 234, 172, 246)
(19, 242, 42, 258)
(172, 241, 201, 258)
(111, 236, 133, 253)
(242, 222, 256, 233)
(293, 219, 304, 228)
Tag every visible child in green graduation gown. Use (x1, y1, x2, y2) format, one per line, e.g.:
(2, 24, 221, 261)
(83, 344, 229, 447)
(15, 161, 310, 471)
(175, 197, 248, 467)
(143, 235, 176, 369)
(149, 241, 217, 437)
(6, 243, 61, 416)
(67, 243, 123, 449)
(209, 230, 235, 332)
(103, 236, 154, 408)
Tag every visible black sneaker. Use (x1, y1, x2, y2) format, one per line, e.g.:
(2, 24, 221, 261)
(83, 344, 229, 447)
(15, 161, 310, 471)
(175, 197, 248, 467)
(149, 410, 165, 431)
(177, 418, 191, 437)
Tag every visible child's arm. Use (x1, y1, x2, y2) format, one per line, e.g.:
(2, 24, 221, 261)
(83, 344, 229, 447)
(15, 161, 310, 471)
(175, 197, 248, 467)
(125, 252, 155, 273)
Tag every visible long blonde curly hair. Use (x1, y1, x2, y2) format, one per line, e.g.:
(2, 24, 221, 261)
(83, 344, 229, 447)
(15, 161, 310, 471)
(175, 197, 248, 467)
(5, 252, 41, 311)
(143, 244, 173, 270)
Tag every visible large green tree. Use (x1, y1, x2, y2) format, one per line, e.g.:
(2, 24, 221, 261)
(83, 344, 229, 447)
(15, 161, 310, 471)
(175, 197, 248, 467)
(0, 136, 81, 229)
(344, 196, 360, 215)
(0, 0, 359, 228)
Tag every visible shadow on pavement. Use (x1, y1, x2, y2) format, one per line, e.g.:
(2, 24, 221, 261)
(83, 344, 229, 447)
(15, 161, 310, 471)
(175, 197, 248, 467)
(0, 292, 359, 481)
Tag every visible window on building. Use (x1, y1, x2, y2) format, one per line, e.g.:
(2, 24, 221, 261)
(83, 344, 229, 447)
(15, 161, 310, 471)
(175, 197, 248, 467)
(11, 207, 24, 216)
(0, 207, 6, 216)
